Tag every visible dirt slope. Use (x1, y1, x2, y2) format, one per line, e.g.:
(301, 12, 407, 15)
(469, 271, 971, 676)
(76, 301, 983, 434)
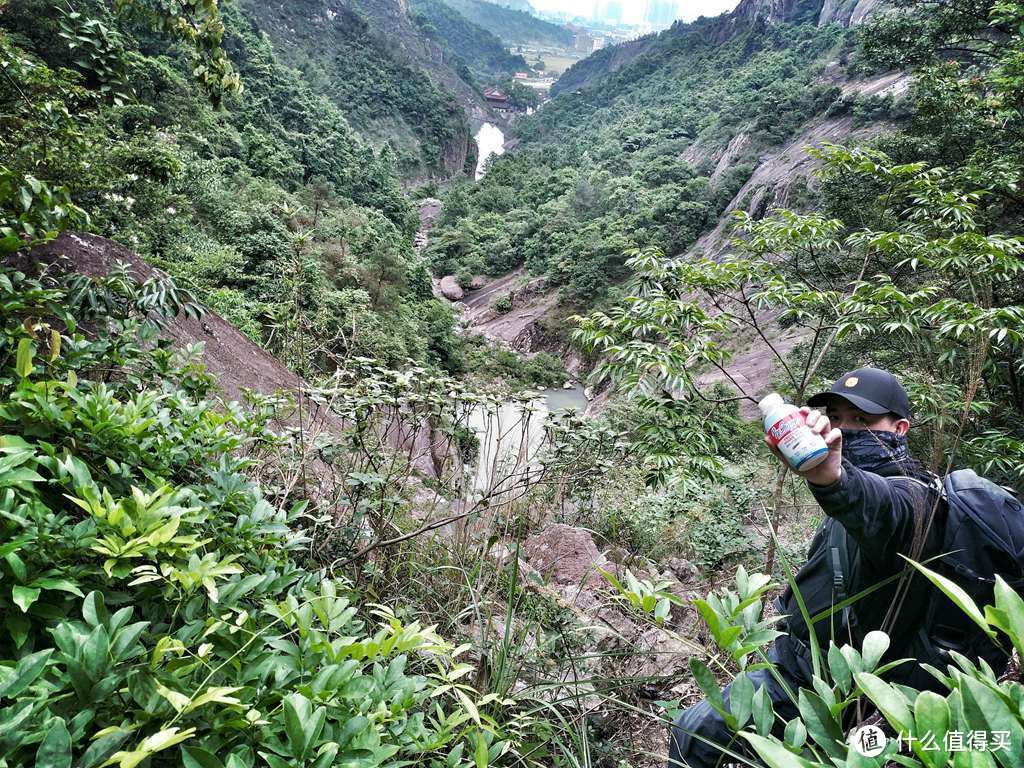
(15, 232, 463, 480)
(21, 233, 304, 406)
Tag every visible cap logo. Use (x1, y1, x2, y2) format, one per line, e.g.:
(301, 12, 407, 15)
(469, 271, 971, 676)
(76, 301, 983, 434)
(844, 377, 859, 388)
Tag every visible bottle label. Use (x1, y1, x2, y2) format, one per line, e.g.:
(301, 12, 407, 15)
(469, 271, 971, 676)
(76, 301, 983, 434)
(766, 412, 828, 469)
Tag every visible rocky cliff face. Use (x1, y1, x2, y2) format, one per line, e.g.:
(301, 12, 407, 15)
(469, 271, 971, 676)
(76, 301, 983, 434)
(346, 0, 494, 126)
(732, 0, 821, 23)
(731, 0, 886, 26)
(816, 0, 886, 26)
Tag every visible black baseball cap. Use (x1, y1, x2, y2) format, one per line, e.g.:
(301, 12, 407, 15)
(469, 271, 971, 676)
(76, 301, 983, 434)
(807, 367, 911, 419)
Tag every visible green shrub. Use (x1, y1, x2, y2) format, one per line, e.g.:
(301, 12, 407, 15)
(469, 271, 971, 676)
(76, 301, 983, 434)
(0, 266, 513, 768)
(493, 293, 513, 313)
(667, 562, 1024, 768)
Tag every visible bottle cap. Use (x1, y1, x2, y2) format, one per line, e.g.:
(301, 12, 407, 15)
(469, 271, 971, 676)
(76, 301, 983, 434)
(758, 393, 784, 415)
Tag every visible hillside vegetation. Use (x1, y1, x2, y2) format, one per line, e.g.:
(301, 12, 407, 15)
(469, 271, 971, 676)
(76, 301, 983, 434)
(237, 0, 478, 178)
(442, 0, 575, 47)
(411, 0, 530, 82)
(427, 15, 852, 303)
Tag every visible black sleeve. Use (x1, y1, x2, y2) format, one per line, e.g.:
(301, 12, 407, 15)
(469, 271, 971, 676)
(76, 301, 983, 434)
(807, 459, 940, 568)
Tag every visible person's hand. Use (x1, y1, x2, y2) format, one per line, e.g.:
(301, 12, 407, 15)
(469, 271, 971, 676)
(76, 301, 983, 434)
(763, 407, 843, 486)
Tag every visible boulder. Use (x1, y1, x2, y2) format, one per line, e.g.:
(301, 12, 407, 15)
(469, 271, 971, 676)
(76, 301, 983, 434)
(439, 275, 464, 301)
(625, 626, 699, 683)
(469, 275, 486, 290)
(666, 557, 699, 583)
(522, 524, 609, 591)
(487, 543, 542, 587)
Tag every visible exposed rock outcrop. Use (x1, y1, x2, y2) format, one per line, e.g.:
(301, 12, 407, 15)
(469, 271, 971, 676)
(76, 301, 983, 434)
(20, 233, 304, 406)
(16, 232, 462, 482)
(522, 523, 609, 592)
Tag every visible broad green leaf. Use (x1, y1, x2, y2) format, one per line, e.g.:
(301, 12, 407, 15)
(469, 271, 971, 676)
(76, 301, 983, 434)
(902, 557, 997, 642)
(12, 584, 40, 612)
(797, 688, 845, 759)
(855, 672, 913, 732)
(83, 591, 109, 628)
(181, 746, 224, 768)
(474, 730, 489, 768)
(101, 727, 196, 768)
(993, 576, 1024, 658)
(783, 717, 806, 749)
(15, 338, 33, 378)
(959, 677, 1023, 768)
(35, 578, 85, 598)
(185, 686, 242, 713)
(4, 551, 26, 581)
(283, 693, 312, 758)
(739, 732, 818, 768)
(752, 684, 773, 736)
(155, 683, 190, 714)
(0, 648, 53, 699)
(80, 730, 132, 768)
(827, 644, 851, 693)
(5, 613, 31, 649)
(913, 690, 950, 768)
(861, 631, 890, 671)
(35, 717, 71, 768)
(730, 671, 754, 729)
(689, 658, 736, 729)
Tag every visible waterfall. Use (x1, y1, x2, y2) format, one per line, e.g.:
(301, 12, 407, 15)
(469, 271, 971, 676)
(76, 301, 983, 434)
(475, 123, 506, 180)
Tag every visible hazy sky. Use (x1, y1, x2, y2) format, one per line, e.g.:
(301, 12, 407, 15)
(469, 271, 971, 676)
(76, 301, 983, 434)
(530, 0, 741, 23)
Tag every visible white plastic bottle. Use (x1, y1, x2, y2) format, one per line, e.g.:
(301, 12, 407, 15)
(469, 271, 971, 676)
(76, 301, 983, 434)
(758, 393, 829, 471)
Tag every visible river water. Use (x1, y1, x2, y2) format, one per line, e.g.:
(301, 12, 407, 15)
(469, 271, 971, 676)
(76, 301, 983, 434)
(468, 124, 588, 493)
(468, 385, 588, 496)
(475, 123, 506, 180)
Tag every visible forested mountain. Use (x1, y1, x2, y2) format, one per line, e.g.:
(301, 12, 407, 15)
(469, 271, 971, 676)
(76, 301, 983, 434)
(0, 0, 490, 376)
(237, 0, 487, 177)
(442, 0, 575, 47)
(411, 0, 530, 82)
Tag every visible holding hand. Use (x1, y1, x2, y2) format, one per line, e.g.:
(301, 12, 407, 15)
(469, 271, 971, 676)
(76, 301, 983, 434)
(764, 407, 843, 486)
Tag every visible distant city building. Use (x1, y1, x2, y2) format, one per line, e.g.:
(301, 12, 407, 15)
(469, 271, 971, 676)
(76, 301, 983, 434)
(514, 71, 530, 79)
(646, 0, 679, 26)
(575, 31, 594, 54)
(604, 0, 624, 24)
(592, 36, 606, 50)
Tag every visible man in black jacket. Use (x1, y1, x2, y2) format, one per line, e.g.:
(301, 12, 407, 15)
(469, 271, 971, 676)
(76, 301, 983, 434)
(667, 367, 989, 767)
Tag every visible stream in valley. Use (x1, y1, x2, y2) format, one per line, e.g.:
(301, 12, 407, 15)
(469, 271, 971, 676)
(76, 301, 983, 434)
(469, 384, 589, 496)
(464, 126, 589, 494)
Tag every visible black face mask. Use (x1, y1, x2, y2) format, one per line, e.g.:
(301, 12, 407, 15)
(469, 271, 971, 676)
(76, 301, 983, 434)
(841, 429, 911, 477)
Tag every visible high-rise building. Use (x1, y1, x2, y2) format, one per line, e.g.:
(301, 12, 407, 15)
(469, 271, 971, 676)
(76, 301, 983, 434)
(645, 0, 678, 26)
(604, 0, 624, 24)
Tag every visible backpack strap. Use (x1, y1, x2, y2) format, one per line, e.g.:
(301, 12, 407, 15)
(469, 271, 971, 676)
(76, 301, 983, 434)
(826, 474, 942, 645)
(827, 521, 859, 642)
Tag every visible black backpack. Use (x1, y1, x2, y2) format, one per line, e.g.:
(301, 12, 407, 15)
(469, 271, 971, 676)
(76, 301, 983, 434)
(783, 469, 1023, 680)
(916, 469, 1024, 672)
